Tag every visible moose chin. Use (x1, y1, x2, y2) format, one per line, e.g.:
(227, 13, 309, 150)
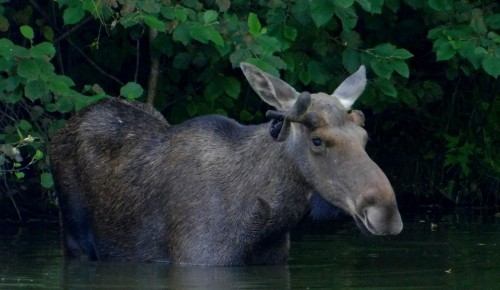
(50, 63, 403, 266)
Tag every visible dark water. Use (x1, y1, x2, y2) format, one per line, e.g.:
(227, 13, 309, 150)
(1, 214, 499, 289)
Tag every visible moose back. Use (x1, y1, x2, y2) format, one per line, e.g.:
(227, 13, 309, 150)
(50, 63, 403, 265)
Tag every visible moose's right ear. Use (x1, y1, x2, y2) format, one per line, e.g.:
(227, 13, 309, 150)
(331, 65, 367, 110)
(240, 62, 299, 112)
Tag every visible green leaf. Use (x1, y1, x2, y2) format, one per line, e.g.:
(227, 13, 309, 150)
(229, 48, 251, 66)
(393, 48, 414, 59)
(0, 38, 16, 60)
(310, 0, 335, 28)
(55, 95, 74, 113)
(342, 47, 361, 73)
(299, 70, 312, 85)
(30, 42, 56, 59)
(355, 0, 371, 12)
(144, 15, 166, 32)
(20, 25, 34, 40)
(204, 81, 223, 102)
(427, 26, 445, 39)
(174, 7, 188, 22)
(391, 60, 410, 78)
(223, 77, 240, 99)
(340, 30, 361, 48)
(63, 6, 85, 25)
(48, 76, 71, 95)
(470, 8, 487, 35)
(40, 172, 54, 189)
(370, 60, 393, 79)
(17, 59, 40, 81)
(186, 102, 198, 117)
(214, 108, 227, 116)
(4, 88, 22, 104)
(374, 43, 396, 57)
(436, 42, 456, 61)
(160, 6, 175, 20)
(15, 172, 25, 179)
(428, 0, 452, 11)
(245, 58, 280, 77)
(172, 52, 192, 69)
(486, 14, 500, 30)
(248, 13, 261, 36)
(377, 78, 397, 97)
(399, 88, 417, 107)
(34, 149, 44, 161)
(385, 0, 401, 13)
(283, 26, 297, 41)
(3, 76, 21, 92)
(190, 25, 224, 46)
(307, 61, 330, 85)
(204, 10, 218, 24)
(42, 26, 55, 41)
(482, 54, 500, 78)
(18, 119, 32, 131)
(458, 41, 483, 69)
(368, 0, 384, 13)
(172, 22, 191, 46)
(334, 0, 354, 8)
(137, 0, 161, 14)
(334, 6, 358, 30)
(120, 82, 144, 99)
(219, 96, 235, 109)
(25, 79, 49, 101)
(239, 109, 254, 121)
(0, 15, 9, 32)
(254, 35, 282, 56)
(71, 94, 107, 111)
(420, 81, 443, 102)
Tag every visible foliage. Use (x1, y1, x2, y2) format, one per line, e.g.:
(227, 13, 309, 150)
(0, 0, 499, 219)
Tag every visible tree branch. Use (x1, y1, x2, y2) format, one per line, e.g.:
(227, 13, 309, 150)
(53, 16, 93, 44)
(146, 28, 161, 105)
(67, 38, 124, 85)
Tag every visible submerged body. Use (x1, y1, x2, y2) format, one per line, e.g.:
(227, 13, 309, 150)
(50, 63, 402, 265)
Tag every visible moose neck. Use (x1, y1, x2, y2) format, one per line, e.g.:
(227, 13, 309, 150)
(235, 122, 313, 227)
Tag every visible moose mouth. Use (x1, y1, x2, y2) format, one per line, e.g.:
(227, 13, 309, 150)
(353, 214, 378, 235)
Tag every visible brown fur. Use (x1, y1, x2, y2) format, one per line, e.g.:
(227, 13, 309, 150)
(50, 63, 402, 265)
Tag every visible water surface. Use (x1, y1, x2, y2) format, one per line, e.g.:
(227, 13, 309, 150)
(1, 213, 499, 289)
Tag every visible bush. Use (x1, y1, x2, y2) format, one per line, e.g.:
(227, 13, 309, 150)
(0, 0, 499, 220)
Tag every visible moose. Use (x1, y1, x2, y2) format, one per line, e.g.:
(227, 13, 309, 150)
(50, 63, 403, 266)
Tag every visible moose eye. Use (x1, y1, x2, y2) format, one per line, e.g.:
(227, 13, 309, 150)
(311, 137, 323, 146)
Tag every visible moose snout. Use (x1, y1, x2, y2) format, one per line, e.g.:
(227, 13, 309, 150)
(353, 185, 403, 235)
(362, 204, 403, 235)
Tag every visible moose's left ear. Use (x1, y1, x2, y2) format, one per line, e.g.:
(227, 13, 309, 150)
(348, 110, 365, 126)
(240, 62, 299, 111)
(332, 65, 367, 110)
(266, 111, 291, 142)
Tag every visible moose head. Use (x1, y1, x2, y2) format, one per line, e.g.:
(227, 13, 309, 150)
(241, 63, 403, 235)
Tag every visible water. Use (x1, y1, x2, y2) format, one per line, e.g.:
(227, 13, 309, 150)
(1, 213, 499, 289)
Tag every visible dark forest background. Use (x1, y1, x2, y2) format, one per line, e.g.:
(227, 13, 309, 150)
(0, 0, 499, 222)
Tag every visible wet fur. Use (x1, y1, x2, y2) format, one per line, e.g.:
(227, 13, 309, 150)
(51, 98, 313, 265)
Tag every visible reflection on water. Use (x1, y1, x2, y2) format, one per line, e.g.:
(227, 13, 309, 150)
(1, 213, 500, 289)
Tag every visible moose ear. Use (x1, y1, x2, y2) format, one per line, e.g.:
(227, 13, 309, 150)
(266, 110, 291, 142)
(240, 62, 299, 111)
(332, 65, 367, 110)
(348, 110, 365, 126)
(270, 118, 291, 142)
